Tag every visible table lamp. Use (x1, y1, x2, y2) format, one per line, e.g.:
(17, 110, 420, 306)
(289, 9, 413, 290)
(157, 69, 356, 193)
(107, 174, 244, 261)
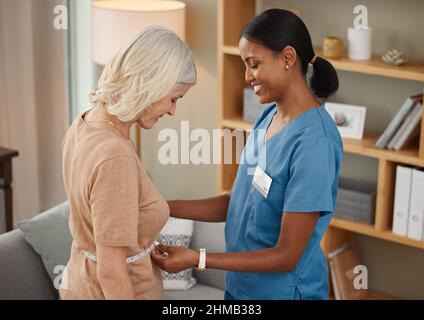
(92, 0, 186, 65)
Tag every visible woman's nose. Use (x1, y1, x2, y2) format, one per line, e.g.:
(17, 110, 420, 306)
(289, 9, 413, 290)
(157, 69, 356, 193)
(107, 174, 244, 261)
(168, 105, 176, 116)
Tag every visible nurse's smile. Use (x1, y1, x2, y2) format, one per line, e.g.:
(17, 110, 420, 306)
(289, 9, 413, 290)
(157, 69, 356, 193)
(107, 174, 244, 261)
(253, 83, 263, 94)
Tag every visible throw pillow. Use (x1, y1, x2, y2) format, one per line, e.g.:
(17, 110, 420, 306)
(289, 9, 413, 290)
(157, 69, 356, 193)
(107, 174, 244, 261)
(157, 217, 196, 290)
(16, 202, 72, 289)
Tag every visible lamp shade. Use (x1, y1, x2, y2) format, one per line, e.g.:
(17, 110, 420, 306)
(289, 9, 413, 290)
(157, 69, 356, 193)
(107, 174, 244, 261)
(91, 0, 186, 65)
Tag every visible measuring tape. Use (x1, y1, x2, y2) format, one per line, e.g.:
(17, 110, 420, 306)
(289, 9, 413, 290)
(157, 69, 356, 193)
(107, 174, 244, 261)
(84, 241, 160, 264)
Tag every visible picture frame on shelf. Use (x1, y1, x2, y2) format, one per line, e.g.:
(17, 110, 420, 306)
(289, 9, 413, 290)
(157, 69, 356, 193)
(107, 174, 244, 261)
(325, 102, 367, 140)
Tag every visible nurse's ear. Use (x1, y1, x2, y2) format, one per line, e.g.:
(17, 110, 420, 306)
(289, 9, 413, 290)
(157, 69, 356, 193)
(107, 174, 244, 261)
(279, 45, 297, 71)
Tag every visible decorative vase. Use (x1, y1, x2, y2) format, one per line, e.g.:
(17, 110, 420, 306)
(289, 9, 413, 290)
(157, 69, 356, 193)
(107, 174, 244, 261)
(347, 27, 372, 60)
(323, 36, 344, 59)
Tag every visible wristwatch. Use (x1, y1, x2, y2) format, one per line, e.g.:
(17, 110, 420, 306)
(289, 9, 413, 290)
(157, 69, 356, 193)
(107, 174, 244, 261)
(196, 248, 207, 271)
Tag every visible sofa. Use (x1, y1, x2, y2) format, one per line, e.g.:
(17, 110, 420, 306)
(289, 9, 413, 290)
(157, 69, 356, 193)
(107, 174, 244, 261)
(0, 203, 226, 300)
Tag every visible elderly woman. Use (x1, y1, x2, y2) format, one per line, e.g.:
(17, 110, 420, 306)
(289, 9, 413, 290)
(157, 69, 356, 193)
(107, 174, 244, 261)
(60, 26, 196, 300)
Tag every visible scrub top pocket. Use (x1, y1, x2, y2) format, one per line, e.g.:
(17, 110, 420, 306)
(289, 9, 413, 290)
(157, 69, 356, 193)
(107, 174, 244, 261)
(252, 179, 286, 246)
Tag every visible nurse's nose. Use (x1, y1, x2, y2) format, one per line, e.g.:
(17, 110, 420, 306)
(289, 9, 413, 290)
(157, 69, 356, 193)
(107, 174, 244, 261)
(245, 67, 255, 84)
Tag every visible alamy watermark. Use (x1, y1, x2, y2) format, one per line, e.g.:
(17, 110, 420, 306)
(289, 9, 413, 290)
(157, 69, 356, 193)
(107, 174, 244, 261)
(353, 264, 368, 290)
(353, 5, 369, 29)
(53, 5, 68, 30)
(53, 265, 65, 290)
(157, 121, 266, 175)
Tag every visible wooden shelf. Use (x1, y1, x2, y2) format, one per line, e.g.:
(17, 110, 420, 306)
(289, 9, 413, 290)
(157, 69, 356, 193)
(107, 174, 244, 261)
(315, 48, 424, 82)
(221, 45, 424, 82)
(220, 189, 231, 195)
(223, 45, 240, 56)
(222, 117, 253, 131)
(331, 217, 424, 250)
(343, 133, 424, 167)
(222, 117, 424, 167)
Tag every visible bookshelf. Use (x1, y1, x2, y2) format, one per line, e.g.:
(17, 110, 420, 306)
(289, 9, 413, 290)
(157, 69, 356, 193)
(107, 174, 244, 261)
(217, 0, 424, 291)
(223, 45, 424, 82)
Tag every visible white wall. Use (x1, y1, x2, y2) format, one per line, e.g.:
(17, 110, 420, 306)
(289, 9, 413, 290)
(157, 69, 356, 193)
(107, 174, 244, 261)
(141, 0, 219, 200)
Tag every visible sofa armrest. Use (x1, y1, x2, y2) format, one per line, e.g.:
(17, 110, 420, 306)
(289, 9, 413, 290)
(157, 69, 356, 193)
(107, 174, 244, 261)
(0, 229, 58, 300)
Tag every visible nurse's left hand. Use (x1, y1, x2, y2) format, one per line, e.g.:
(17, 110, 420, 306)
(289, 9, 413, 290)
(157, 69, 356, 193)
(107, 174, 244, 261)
(151, 244, 199, 273)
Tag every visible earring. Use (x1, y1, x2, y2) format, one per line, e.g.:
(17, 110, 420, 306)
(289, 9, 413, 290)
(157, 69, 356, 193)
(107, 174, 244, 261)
(284, 65, 289, 70)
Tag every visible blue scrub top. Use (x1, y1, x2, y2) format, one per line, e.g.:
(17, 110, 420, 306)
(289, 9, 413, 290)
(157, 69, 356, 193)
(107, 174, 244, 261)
(225, 104, 343, 300)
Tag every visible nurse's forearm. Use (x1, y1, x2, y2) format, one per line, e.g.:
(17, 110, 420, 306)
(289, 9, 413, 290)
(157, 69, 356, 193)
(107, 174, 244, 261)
(197, 212, 318, 273)
(168, 194, 230, 222)
(205, 248, 296, 273)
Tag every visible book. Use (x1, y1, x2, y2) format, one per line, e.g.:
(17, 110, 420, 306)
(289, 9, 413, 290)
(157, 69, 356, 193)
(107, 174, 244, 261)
(407, 168, 424, 241)
(386, 97, 422, 150)
(391, 97, 423, 151)
(375, 94, 422, 149)
(392, 166, 413, 236)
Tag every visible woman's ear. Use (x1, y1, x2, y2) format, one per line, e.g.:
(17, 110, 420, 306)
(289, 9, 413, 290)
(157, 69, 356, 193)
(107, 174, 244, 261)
(280, 46, 297, 71)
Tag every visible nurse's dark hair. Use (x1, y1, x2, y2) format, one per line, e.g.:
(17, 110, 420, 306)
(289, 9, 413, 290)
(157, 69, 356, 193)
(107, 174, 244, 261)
(240, 9, 339, 99)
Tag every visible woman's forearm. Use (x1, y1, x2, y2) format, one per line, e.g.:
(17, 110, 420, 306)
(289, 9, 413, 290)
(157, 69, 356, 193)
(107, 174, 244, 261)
(168, 193, 230, 222)
(204, 248, 296, 273)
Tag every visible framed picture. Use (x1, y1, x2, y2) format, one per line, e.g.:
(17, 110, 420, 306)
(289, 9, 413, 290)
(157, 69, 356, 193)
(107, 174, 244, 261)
(325, 102, 367, 140)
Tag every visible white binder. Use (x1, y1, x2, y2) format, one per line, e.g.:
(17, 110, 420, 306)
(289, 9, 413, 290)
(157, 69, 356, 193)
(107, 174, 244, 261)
(407, 168, 424, 240)
(392, 166, 412, 236)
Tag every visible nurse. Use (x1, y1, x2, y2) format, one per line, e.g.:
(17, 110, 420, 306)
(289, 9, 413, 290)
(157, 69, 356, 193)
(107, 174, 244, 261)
(152, 9, 343, 300)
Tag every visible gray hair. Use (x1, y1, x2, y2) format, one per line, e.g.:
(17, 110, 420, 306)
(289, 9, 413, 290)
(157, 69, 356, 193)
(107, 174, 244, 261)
(89, 26, 197, 122)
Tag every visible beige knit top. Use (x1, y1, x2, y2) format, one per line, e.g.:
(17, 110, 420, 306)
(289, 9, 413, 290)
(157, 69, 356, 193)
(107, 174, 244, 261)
(60, 110, 169, 300)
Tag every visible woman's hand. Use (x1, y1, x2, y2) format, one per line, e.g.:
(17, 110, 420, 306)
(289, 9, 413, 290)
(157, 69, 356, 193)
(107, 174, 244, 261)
(151, 244, 199, 273)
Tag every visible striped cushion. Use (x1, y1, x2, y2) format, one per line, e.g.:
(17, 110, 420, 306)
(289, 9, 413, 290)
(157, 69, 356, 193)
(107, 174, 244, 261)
(158, 218, 196, 290)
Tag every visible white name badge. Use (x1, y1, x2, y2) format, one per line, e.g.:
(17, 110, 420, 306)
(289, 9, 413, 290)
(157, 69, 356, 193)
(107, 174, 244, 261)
(252, 166, 272, 198)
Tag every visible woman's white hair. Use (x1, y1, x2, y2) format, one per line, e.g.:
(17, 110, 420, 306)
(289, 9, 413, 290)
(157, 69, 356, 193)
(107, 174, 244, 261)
(89, 26, 197, 122)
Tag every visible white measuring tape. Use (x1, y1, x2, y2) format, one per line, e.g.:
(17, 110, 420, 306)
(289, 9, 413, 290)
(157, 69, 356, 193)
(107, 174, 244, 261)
(84, 241, 160, 265)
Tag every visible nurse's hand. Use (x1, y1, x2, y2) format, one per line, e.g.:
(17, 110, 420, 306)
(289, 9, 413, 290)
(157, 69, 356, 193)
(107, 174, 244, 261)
(151, 244, 199, 273)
